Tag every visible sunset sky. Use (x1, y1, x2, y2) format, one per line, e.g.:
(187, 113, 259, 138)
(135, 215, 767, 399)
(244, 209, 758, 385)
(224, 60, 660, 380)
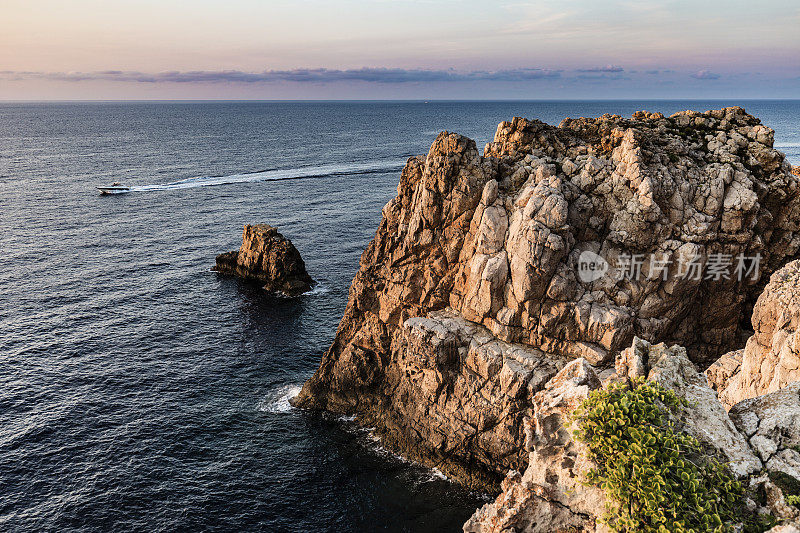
(2, 0, 799, 100)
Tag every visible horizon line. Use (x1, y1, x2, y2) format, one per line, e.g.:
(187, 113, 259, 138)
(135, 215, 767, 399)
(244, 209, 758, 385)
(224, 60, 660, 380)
(3, 97, 800, 104)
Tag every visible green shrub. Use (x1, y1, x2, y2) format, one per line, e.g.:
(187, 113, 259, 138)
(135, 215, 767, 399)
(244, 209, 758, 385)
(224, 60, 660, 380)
(570, 379, 744, 532)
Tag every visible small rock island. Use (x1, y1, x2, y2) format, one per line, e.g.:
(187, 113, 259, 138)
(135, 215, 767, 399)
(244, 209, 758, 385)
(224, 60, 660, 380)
(213, 224, 314, 297)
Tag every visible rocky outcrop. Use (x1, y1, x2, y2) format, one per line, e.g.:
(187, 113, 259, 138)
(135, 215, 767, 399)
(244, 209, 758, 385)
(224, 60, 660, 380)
(734, 381, 800, 526)
(295, 108, 800, 489)
(465, 338, 800, 532)
(213, 224, 314, 297)
(390, 310, 570, 486)
(628, 339, 761, 477)
(707, 260, 800, 408)
(730, 382, 800, 516)
(464, 358, 606, 532)
(294, 108, 800, 489)
(299, 307, 571, 487)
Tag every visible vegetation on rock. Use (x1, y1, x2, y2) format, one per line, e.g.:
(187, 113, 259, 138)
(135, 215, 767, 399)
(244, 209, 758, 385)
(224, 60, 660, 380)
(571, 379, 744, 532)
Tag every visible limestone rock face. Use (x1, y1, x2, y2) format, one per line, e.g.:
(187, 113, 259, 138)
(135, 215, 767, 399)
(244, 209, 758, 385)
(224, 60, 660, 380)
(464, 358, 606, 533)
(735, 382, 800, 524)
(768, 523, 800, 533)
(295, 108, 800, 488)
(708, 260, 800, 408)
(636, 339, 761, 477)
(312, 308, 570, 488)
(604, 337, 760, 475)
(213, 224, 314, 297)
(464, 337, 763, 532)
(729, 383, 800, 497)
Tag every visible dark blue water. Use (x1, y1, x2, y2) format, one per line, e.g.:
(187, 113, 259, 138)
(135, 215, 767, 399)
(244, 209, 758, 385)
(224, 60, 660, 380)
(1, 101, 798, 532)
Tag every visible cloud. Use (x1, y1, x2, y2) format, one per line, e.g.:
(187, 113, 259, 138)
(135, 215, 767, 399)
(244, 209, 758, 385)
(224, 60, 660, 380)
(576, 65, 624, 73)
(575, 72, 627, 80)
(0, 67, 562, 84)
(690, 69, 721, 80)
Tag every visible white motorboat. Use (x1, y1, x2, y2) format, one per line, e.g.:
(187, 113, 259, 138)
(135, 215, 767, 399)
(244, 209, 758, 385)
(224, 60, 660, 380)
(96, 182, 130, 194)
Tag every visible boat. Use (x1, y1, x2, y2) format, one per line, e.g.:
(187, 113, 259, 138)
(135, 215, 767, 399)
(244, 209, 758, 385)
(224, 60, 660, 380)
(96, 182, 130, 194)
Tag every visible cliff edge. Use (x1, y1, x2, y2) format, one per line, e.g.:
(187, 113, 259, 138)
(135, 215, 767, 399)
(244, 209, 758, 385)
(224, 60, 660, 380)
(708, 259, 800, 408)
(294, 107, 800, 490)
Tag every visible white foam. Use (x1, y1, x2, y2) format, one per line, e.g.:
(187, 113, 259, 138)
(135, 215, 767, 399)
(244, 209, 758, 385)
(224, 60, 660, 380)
(257, 384, 302, 413)
(129, 159, 406, 192)
(340, 419, 462, 487)
(303, 283, 330, 296)
(426, 468, 448, 482)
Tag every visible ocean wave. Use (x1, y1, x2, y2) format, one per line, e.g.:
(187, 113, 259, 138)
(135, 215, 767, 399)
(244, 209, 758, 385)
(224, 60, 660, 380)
(257, 384, 302, 414)
(424, 468, 449, 482)
(360, 431, 457, 486)
(130, 159, 406, 192)
(303, 283, 330, 297)
(364, 430, 410, 463)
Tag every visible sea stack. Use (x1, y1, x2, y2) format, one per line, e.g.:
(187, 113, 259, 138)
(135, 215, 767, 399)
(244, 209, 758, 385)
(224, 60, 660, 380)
(213, 224, 314, 297)
(293, 107, 800, 501)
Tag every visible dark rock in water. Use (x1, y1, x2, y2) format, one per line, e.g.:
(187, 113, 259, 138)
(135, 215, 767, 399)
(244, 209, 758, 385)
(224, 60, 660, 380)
(213, 224, 314, 297)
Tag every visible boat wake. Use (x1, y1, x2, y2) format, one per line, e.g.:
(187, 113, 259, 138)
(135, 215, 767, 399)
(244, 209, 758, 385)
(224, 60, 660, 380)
(129, 159, 407, 193)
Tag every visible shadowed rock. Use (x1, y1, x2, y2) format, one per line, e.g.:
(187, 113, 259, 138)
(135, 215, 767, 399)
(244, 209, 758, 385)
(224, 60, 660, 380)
(213, 224, 314, 297)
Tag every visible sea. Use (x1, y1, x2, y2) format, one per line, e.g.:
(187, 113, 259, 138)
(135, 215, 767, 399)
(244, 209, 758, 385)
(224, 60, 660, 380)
(1, 101, 798, 532)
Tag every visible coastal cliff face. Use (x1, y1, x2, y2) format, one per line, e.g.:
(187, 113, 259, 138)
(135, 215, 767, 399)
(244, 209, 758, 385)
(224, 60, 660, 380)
(213, 224, 313, 297)
(294, 107, 800, 490)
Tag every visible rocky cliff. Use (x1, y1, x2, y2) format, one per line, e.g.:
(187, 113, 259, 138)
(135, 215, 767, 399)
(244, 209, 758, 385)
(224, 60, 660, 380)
(294, 107, 800, 492)
(465, 338, 800, 532)
(213, 224, 314, 297)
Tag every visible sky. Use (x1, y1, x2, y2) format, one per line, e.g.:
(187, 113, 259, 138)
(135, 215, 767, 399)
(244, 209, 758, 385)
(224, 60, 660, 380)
(1, 0, 799, 100)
